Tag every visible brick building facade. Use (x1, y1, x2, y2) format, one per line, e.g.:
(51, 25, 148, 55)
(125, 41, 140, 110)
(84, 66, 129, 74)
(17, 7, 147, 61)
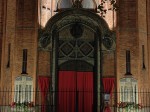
(0, 0, 150, 111)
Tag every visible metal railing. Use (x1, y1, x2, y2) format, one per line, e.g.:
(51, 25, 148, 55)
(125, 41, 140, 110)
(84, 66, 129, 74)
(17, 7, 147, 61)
(0, 88, 150, 112)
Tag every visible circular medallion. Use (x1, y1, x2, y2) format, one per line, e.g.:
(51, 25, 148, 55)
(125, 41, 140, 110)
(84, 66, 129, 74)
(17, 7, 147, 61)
(70, 23, 84, 38)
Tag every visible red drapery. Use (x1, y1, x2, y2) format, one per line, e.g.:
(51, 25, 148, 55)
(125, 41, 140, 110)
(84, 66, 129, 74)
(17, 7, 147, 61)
(77, 72, 93, 112)
(102, 78, 115, 94)
(58, 71, 93, 112)
(38, 76, 50, 112)
(102, 78, 115, 112)
(58, 71, 76, 112)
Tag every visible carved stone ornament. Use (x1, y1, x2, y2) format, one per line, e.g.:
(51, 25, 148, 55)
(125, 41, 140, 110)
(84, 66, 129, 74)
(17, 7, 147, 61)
(39, 30, 52, 50)
(38, 9, 116, 51)
(102, 37, 113, 49)
(102, 31, 116, 51)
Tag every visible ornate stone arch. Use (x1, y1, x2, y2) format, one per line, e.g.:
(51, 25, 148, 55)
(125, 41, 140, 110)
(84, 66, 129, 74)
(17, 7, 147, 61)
(39, 9, 115, 51)
(38, 8, 116, 111)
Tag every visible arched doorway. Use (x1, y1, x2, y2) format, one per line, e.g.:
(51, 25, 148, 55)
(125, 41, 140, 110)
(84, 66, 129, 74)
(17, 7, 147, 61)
(39, 8, 114, 112)
(57, 23, 95, 111)
(54, 22, 98, 112)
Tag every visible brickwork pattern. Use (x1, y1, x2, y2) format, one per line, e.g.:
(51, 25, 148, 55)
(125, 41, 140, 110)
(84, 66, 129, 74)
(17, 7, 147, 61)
(38, 50, 50, 76)
(117, 0, 139, 87)
(0, 0, 150, 105)
(117, 0, 150, 90)
(137, 0, 149, 88)
(0, 0, 3, 82)
(102, 51, 115, 77)
(0, 0, 38, 97)
(147, 0, 150, 89)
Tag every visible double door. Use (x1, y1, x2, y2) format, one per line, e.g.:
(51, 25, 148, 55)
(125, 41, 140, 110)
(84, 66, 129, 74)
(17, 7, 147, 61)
(58, 71, 93, 112)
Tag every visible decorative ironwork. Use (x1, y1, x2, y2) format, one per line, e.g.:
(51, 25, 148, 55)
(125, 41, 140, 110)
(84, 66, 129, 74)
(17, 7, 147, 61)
(0, 89, 150, 112)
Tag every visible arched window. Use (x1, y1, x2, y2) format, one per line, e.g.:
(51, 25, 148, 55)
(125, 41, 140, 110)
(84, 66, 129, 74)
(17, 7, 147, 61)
(14, 76, 33, 103)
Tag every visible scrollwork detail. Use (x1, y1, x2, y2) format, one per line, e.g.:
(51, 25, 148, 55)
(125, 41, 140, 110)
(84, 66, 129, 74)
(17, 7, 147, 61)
(102, 31, 116, 50)
(39, 29, 52, 50)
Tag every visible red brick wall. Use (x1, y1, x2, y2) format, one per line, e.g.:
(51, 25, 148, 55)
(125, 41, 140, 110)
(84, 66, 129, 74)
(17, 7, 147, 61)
(117, 0, 139, 87)
(103, 52, 115, 77)
(137, 0, 149, 88)
(0, 0, 16, 88)
(117, 0, 150, 89)
(38, 50, 50, 76)
(16, 0, 36, 27)
(14, 0, 38, 90)
(147, 0, 150, 87)
(0, 0, 38, 93)
(0, 0, 150, 95)
(0, 0, 3, 82)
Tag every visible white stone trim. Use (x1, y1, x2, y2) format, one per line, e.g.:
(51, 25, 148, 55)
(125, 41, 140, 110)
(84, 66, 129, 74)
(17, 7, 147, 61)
(14, 76, 33, 103)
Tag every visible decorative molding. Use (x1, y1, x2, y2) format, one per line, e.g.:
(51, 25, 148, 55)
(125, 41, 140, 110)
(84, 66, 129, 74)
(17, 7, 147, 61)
(120, 77, 138, 103)
(38, 9, 116, 51)
(39, 30, 52, 49)
(102, 31, 116, 51)
(14, 75, 33, 103)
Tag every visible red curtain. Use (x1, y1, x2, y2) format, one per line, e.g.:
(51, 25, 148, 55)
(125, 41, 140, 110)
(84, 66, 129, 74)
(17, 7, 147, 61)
(38, 76, 50, 112)
(58, 71, 76, 112)
(102, 78, 115, 112)
(102, 78, 115, 94)
(58, 71, 93, 112)
(77, 72, 93, 112)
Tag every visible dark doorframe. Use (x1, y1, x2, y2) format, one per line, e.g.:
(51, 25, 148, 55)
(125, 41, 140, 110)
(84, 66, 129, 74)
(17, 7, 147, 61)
(51, 25, 102, 112)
